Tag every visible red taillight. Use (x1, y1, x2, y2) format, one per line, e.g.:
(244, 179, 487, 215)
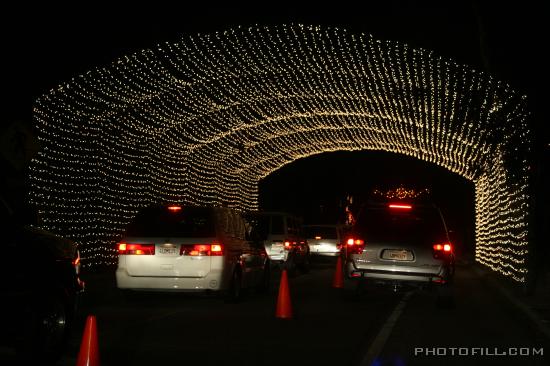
(180, 243, 223, 256)
(433, 243, 452, 252)
(72, 250, 81, 275)
(167, 205, 182, 212)
(346, 238, 365, 254)
(433, 242, 453, 259)
(388, 203, 412, 210)
(347, 238, 364, 246)
(283, 240, 297, 250)
(211, 244, 223, 255)
(118, 243, 155, 255)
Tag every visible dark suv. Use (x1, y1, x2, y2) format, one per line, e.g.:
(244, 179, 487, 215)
(0, 200, 84, 363)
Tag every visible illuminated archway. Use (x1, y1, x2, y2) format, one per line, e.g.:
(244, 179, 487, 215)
(30, 25, 530, 281)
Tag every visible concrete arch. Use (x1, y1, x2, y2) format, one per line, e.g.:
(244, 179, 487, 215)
(30, 24, 530, 281)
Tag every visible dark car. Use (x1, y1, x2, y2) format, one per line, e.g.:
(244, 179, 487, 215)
(342, 201, 455, 304)
(0, 199, 84, 363)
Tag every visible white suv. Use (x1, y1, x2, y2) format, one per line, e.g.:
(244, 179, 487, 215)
(245, 211, 310, 274)
(304, 224, 347, 257)
(116, 205, 270, 300)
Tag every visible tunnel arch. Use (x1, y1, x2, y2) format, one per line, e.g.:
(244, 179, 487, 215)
(30, 24, 530, 280)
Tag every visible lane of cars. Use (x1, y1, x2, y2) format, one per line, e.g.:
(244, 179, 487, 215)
(2, 196, 457, 363)
(114, 200, 455, 307)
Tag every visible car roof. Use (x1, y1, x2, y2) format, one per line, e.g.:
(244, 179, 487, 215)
(248, 211, 298, 217)
(303, 224, 342, 228)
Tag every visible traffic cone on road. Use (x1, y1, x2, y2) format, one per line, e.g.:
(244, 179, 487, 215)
(332, 256, 344, 289)
(76, 315, 100, 366)
(275, 269, 293, 319)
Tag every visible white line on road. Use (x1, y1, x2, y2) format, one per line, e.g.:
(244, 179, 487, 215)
(359, 291, 413, 366)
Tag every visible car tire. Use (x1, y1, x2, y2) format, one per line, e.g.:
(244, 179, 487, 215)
(225, 268, 242, 303)
(341, 278, 365, 301)
(19, 294, 72, 363)
(299, 252, 311, 274)
(285, 254, 297, 277)
(435, 284, 455, 309)
(256, 261, 271, 294)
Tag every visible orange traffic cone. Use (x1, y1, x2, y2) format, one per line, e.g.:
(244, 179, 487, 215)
(76, 315, 100, 366)
(275, 269, 293, 319)
(332, 256, 344, 289)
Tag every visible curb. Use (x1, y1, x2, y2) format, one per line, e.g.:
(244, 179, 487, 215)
(473, 265, 550, 341)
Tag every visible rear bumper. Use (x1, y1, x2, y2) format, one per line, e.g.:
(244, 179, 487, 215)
(345, 261, 451, 284)
(310, 251, 340, 257)
(116, 268, 226, 291)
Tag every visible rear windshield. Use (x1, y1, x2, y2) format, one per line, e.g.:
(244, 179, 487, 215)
(125, 207, 216, 237)
(354, 205, 447, 244)
(271, 215, 284, 235)
(246, 214, 270, 240)
(305, 226, 337, 239)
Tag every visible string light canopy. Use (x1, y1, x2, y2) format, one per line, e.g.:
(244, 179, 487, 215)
(30, 24, 530, 282)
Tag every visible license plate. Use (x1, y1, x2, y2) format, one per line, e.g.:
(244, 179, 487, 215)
(158, 247, 178, 255)
(383, 249, 412, 261)
(271, 244, 284, 254)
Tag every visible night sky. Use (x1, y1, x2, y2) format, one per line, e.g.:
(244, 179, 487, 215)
(4, 2, 545, 258)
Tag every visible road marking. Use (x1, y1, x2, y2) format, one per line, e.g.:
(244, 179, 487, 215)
(359, 291, 413, 366)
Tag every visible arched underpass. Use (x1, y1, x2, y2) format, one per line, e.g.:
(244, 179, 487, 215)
(30, 25, 530, 282)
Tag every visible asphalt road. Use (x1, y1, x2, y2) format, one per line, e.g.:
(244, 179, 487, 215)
(6, 258, 549, 366)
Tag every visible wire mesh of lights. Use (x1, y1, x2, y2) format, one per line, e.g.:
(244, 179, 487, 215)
(29, 24, 530, 281)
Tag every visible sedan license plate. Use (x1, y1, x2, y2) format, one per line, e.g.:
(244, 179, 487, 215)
(158, 247, 178, 255)
(383, 249, 412, 261)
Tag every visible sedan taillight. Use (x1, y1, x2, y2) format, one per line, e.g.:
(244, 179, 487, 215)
(118, 243, 155, 255)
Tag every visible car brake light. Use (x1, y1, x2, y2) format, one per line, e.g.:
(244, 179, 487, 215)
(388, 204, 412, 210)
(72, 250, 81, 275)
(433, 242, 452, 259)
(284, 240, 296, 250)
(118, 243, 155, 255)
(180, 243, 223, 256)
(346, 238, 365, 254)
(167, 205, 182, 212)
(433, 243, 453, 252)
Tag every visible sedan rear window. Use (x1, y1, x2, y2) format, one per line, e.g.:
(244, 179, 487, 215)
(125, 207, 216, 237)
(305, 226, 337, 239)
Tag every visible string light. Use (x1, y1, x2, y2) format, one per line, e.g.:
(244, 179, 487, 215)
(29, 24, 530, 282)
(373, 187, 431, 200)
